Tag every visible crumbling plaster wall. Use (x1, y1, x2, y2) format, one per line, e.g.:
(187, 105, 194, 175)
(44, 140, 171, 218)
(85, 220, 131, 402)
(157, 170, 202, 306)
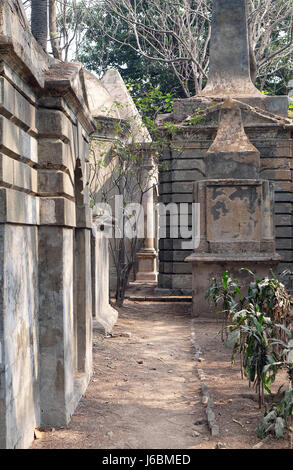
(0, 0, 110, 449)
(0, 0, 44, 448)
(0, 225, 39, 449)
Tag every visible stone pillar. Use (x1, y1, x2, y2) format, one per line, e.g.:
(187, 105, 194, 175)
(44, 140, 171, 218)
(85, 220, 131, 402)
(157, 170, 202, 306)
(91, 216, 118, 334)
(74, 228, 92, 375)
(37, 99, 93, 427)
(38, 226, 75, 426)
(136, 152, 158, 282)
(186, 100, 280, 317)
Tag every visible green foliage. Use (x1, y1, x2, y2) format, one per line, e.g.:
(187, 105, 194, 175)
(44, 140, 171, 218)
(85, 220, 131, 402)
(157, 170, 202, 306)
(185, 108, 207, 126)
(206, 270, 292, 407)
(206, 269, 293, 440)
(245, 270, 283, 317)
(205, 270, 241, 319)
(257, 329, 293, 439)
(258, 390, 293, 439)
(228, 307, 284, 407)
(205, 270, 242, 343)
(76, 9, 186, 97)
(129, 83, 175, 132)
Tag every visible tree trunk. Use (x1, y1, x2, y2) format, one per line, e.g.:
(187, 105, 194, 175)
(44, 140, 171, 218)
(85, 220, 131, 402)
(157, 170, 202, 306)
(49, 0, 62, 60)
(31, 0, 48, 52)
(115, 264, 132, 307)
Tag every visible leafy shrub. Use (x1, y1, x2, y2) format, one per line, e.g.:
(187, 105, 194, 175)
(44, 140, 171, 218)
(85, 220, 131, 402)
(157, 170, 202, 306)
(205, 270, 242, 341)
(206, 269, 293, 439)
(228, 307, 287, 407)
(258, 389, 293, 439)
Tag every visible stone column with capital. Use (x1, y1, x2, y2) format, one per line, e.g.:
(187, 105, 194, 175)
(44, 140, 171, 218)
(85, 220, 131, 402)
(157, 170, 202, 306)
(136, 149, 158, 282)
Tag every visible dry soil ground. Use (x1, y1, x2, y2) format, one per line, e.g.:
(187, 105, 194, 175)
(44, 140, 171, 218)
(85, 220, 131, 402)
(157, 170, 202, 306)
(31, 301, 291, 450)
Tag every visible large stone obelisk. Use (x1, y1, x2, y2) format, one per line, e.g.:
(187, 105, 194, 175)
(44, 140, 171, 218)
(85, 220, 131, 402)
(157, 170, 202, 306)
(173, 0, 288, 119)
(201, 0, 260, 98)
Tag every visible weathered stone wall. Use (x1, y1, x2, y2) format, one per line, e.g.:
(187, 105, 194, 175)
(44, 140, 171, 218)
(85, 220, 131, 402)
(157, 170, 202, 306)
(0, 0, 42, 446)
(158, 105, 293, 292)
(0, 0, 110, 449)
(0, 225, 39, 449)
(91, 226, 118, 334)
(37, 68, 94, 426)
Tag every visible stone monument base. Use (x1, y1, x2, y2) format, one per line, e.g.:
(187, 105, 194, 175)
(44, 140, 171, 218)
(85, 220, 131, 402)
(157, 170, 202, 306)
(185, 253, 280, 318)
(136, 249, 158, 282)
(173, 95, 288, 122)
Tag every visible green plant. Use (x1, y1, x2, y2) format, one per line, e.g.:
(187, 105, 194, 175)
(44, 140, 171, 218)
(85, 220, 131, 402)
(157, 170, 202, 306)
(131, 84, 175, 133)
(244, 269, 291, 360)
(228, 308, 284, 407)
(257, 330, 293, 439)
(206, 270, 292, 408)
(185, 108, 207, 126)
(206, 269, 292, 440)
(205, 270, 242, 341)
(264, 332, 293, 389)
(245, 269, 290, 323)
(258, 389, 293, 439)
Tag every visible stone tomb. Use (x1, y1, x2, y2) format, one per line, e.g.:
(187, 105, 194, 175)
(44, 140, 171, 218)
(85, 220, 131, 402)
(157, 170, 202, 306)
(157, 0, 293, 294)
(186, 100, 280, 317)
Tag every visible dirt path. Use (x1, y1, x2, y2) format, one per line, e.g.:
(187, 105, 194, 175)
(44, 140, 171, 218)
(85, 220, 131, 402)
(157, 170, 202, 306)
(191, 319, 290, 450)
(32, 302, 207, 449)
(31, 301, 291, 450)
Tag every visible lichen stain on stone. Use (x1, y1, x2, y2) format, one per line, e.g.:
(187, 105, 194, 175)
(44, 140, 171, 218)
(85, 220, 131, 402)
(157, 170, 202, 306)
(229, 186, 259, 214)
(212, 187, 225, 200)
(211, 200, 229, 220)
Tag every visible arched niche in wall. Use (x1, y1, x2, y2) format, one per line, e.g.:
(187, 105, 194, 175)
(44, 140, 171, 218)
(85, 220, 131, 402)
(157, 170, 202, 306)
(74, 158, 85, 227)
(73, 158, 88, 373)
